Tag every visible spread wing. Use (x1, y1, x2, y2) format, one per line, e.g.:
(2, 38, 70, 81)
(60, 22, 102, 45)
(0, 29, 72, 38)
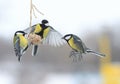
(42, 26, 66, 47)
(23, 25, 36, 34)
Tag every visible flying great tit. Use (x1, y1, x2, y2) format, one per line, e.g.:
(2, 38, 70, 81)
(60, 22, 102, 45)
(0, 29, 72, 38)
(62, 34, 105, 60)
(24, 19, 66, 56)
(13, 31, 28, 61)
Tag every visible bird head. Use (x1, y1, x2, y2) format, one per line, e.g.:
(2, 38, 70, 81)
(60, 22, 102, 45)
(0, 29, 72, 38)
(15, 31, 27, 36)
(62, 34, 73, 41)
(41, 19, 49, 26)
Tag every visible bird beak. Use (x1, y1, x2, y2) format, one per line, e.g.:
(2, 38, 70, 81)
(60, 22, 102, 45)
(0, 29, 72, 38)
(23, 32, 27, 36)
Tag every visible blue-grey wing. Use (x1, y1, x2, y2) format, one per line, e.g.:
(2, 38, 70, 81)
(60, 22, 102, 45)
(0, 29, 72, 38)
(73, 35, 86, 53)
(14, 37, 21, 56)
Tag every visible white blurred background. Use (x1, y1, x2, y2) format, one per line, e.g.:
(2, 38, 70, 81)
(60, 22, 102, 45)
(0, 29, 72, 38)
(0, 0, 120, 84)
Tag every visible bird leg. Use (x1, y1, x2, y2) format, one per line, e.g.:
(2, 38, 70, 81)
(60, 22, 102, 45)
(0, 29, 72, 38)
(69, 51, 83, 62)
(77, 53, 83, 61)
(69, 51, 75, 57)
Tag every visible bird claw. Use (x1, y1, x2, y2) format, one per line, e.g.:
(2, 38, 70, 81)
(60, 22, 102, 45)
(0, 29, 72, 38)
(69, 51, 83, 62)
(69, 51, 75, 58)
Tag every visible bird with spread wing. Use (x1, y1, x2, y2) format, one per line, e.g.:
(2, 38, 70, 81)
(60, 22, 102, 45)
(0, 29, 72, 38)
(24, 19, 66, 56)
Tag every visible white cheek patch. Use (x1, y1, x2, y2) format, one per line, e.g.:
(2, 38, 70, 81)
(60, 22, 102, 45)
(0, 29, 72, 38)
(17, 33, 23, 35)
(45, 23, 49, 26)
(65, 36, 71, 40)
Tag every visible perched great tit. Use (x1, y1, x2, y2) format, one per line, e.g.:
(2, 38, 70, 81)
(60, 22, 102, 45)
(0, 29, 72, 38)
(13, 31, 28, 61)
(62, 34, 105, 60)
(24, 19, 66, 56)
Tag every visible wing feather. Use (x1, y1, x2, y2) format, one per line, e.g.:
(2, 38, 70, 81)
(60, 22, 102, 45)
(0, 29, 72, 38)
(14, 37, 21, 56)
(23, 25, 36, 35)
(42, 27, 66, 47)
(73, 35, 86, 53)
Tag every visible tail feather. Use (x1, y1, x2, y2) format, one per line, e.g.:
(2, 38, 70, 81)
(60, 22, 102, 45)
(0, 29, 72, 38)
(18, 55, 21, 62)
(86, 48, 105, 57)
(32, 45, 38, 56)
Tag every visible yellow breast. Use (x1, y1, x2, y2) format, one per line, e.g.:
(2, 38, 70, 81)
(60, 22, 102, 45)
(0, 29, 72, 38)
(34, 24, 42, 33)
(68, 37, 80, 51)
(19, 35, 28, 48)
(43, 27, 50, 38)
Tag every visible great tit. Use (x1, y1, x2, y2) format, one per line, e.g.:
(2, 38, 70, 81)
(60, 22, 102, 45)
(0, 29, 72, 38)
(13, 31, 28, 61)
(24, 19, 66, 56)
(62, 34, 105, 60)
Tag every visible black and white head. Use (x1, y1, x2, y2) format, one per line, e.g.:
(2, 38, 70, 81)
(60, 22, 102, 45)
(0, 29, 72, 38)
(62, 34, 73, 41)
(41, 19, 49, 26)
(15, 31, 26, 36)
